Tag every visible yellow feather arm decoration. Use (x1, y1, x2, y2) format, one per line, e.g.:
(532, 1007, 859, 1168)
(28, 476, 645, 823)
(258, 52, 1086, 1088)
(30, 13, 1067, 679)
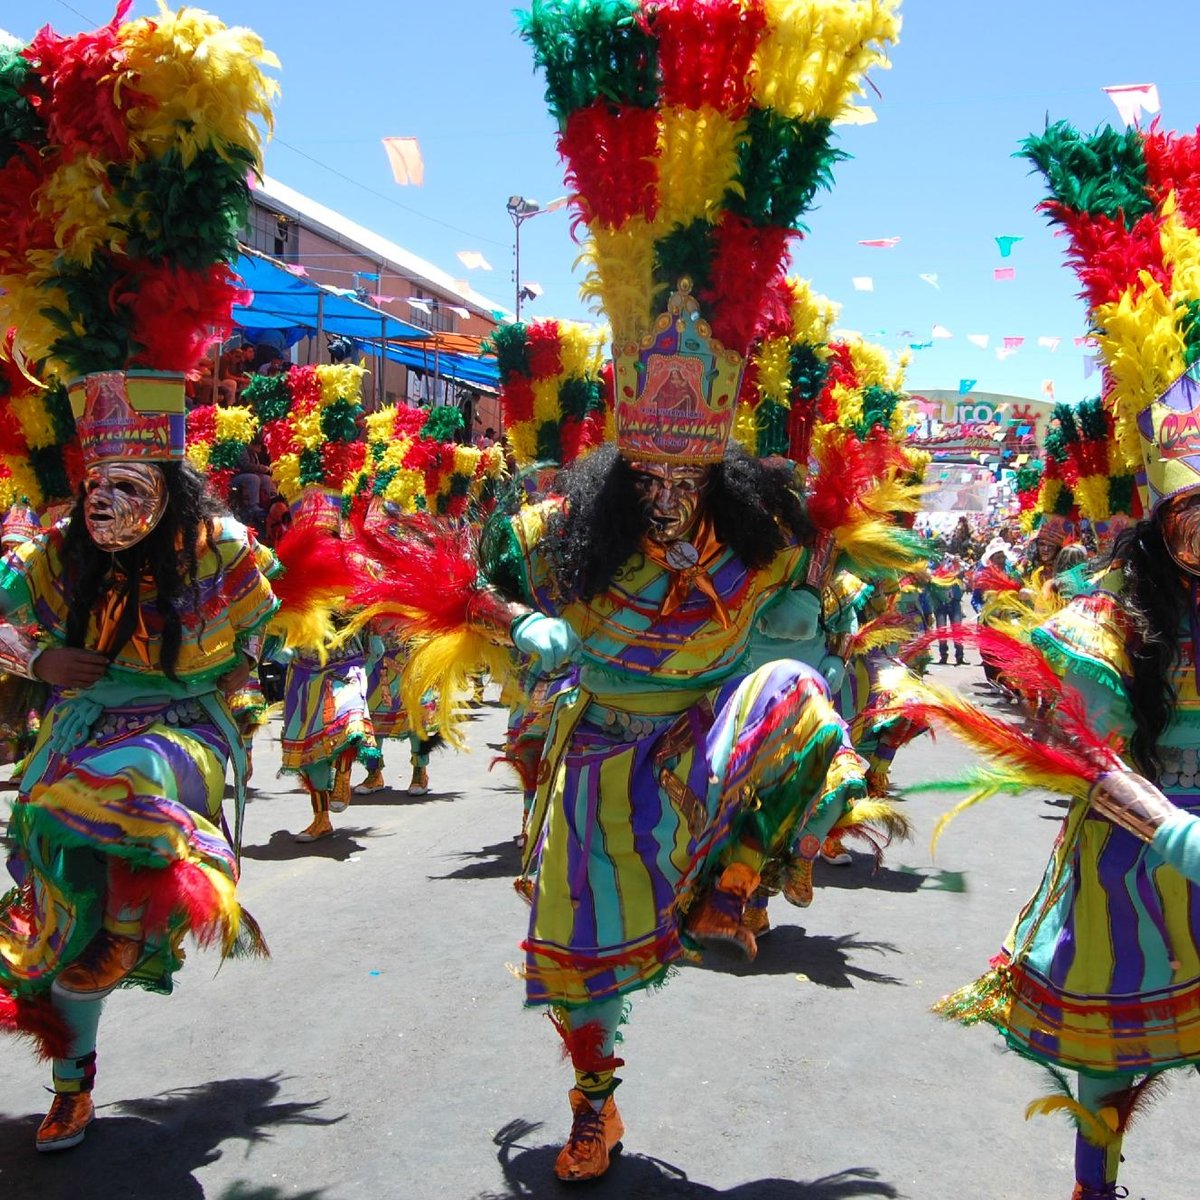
(400, 631, 516, 748)
(1024, 1095, 1120, 1148)
(831, 797, 912, 842)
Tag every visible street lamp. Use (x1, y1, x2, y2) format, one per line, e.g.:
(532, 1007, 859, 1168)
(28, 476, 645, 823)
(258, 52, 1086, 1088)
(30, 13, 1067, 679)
(506, 194, 566, 321)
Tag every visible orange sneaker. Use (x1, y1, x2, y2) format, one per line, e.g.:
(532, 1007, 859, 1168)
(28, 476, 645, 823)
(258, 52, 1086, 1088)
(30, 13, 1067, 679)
(36, 1093, 94, 1152)
(782, 859, 814, 908)
(354, 769, 386, 795)
(53, 930, 142, 999)
(684, 862, 761, 960)
(741, 903, 770, 940)
(329, 772, 352, 813)
(554, 1088, 624, 1182)
(819, 833, 852, 866)
(295, 812, 334, 843)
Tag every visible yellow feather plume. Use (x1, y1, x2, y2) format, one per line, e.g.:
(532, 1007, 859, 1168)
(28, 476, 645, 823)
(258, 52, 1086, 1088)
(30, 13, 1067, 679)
(401, 631, 516, 748)
(1024, 1095, 1120, 1148)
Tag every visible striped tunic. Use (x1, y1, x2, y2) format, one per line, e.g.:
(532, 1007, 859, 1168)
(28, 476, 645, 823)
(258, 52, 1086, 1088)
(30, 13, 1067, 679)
(938, 568, 1200, 1075)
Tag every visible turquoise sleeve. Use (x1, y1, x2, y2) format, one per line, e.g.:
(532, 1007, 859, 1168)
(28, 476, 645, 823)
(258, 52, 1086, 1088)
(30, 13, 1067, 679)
(1151, 808, 1200, 885)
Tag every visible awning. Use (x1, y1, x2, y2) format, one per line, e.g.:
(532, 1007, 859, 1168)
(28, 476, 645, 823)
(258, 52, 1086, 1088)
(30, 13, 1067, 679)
(232, 249, 428, 343)
(381, 340, 500, 392)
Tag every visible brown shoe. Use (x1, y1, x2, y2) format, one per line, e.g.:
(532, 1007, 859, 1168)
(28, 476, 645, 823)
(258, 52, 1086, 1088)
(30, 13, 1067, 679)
(684, 863, 761, 960)
(782, 859, 814, 908)
(295, 813, 334, 843)
(741, 903, 770, 940)
(36, 1093, 94, 1152)
(554, 1088, 624, 1182)
(53, 930, 142, 999)
(329, 772, 352, 813)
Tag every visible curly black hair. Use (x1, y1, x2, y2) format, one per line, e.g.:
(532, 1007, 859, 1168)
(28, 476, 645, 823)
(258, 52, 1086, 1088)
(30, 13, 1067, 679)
(62, 461, 227, 680)
(536, 443, 811, 603)
(1109, 518, 1191, 780)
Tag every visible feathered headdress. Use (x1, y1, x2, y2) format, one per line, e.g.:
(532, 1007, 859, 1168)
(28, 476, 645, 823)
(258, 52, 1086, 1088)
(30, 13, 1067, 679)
(184, 403, 260, 500)
(518, 0, 901, 463)
(244, 364, 369, 510)
(1021, 120, 1200, 515)
(350, 402, 505, 520)
(0, 2, 277, 469)
(0, 332, 82, 511)
(488, 318, 612, 469)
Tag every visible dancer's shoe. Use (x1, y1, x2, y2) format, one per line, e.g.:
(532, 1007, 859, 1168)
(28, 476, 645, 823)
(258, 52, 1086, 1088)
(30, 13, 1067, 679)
(554, 1088, 624, 1182)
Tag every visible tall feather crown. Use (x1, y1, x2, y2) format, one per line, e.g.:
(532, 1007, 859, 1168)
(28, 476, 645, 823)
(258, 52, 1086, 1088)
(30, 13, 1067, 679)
(1022, 121, 1200, 514)
(518, 0, 900, 464)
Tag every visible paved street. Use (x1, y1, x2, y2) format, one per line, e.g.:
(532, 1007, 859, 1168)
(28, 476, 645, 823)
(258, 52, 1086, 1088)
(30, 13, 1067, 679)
(0, 663, 1193, 1199)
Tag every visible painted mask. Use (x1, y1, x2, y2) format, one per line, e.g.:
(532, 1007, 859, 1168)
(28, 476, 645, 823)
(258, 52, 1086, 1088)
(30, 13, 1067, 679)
(627, 460, 711, 547)
(1161, 491, 1200, 577)
(83, 463, 168, 551)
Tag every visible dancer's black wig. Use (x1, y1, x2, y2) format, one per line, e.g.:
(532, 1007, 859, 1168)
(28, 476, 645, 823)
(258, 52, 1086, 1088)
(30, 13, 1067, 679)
(1109, 518, 1191, 780)
(529, 443, 811, 603)
(62, 461, 227, 680)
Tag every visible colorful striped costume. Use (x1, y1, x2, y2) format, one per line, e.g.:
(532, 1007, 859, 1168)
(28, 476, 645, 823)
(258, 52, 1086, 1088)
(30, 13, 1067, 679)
(0, 517, 277, 1042)
(940, 570, 1200, 1077)
(501, 501, 864, 1009)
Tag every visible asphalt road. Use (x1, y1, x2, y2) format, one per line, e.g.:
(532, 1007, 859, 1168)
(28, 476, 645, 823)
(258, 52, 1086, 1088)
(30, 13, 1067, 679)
(0, 663, 1194, 1200)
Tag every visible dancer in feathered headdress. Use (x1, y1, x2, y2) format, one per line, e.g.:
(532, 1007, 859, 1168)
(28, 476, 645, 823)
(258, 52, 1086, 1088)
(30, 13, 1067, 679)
(348, 401, 504, 798)
(727, 286, 923, 916)
(347, 0, 901, 1180)
(924, 119, 1200, 1200)
(243, 362, 381, 840)
(0, 3, 286, 1152)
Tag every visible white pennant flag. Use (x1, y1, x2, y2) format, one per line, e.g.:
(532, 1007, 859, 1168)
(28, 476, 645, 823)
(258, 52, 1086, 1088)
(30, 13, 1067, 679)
(967, 334, 989, 350)
(456, 250, 493, 272)
(1038, 336, 1061, 352)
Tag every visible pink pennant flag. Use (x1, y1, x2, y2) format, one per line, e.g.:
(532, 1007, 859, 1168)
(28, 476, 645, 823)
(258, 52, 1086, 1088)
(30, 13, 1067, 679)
(967, 333, 989, 350)
(382, 137, 425, 186)
(1037, 336, 1061, 352)
(1041, 380, 1056, 401)
(1103, 83, 1161, 128)
(369, 294, 397, 304)
(1003, 336, 1025, 350)
(994, 267, 1016, 282)
(1073, 335, 1096, 348)
(284, 263, 309, 277)
(858, 237, 900, 249)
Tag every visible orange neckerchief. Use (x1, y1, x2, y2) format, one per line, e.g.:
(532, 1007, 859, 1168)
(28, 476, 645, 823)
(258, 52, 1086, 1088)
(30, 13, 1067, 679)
(641, 517, 731, 630)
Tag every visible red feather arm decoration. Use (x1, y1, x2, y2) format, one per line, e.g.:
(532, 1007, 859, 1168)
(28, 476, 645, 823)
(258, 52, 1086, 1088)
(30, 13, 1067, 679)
(267, 507, 369, 653)
(870, 626, 1125, 849)
(343, 509, 515, 744)
(346, 509, 481, 639)
(973, 563, 1022, 594)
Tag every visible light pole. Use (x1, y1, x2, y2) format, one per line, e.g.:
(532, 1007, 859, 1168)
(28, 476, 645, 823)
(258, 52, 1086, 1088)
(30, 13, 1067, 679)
(506, 194, 566, 321)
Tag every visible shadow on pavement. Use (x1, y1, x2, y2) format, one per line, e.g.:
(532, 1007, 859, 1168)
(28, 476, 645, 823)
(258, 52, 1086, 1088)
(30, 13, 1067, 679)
(432, 837, 524, 882)
(240, 827, 377, 862)
(0, 1074, 341, 1200)
(482, 1120, 901, 1198)
(815, 859, 968, 895)
(693, 926, 904, 989)
(346, 788, 463, 809)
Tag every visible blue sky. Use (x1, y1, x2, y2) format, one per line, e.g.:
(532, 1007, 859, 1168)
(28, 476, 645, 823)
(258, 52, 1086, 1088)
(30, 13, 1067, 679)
(9, 0, 1200, 402)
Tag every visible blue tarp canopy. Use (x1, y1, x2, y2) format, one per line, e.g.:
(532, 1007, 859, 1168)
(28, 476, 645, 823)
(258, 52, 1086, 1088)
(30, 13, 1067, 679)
(380, 340, 499, 390)
(232, 250, 428, 343)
